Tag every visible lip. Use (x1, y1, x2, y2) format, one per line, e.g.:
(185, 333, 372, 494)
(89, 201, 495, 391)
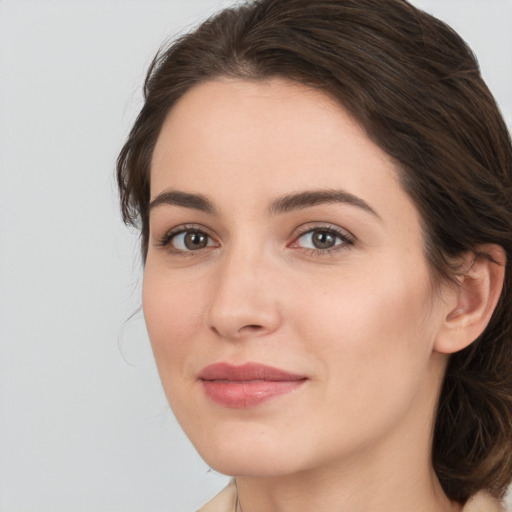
(198, 362, 307, 408)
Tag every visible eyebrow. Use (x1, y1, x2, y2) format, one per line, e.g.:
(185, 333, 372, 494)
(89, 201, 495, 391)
(149, 190, 216, 214)
(268, 189, 380, 218)
(149, 188, 379, 219)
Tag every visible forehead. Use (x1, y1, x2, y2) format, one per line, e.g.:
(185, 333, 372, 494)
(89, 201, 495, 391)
(150, 77, 417, 224)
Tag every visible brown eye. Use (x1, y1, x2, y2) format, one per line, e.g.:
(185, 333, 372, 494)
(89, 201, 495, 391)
(293, 227, 353, 253)
(169, 230, 215, 251)
(311, 230, 337, 249)
(297, 229, 341, 250)
(183, 231, 209, 250)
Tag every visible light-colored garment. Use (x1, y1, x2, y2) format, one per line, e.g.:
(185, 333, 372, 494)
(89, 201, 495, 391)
(198, 479, 505, 512)
(464, 492, 506, 512)
(198, 480, 237, 512)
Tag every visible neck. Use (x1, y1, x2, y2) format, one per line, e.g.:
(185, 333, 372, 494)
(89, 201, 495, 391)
(235, 447, 461, 512)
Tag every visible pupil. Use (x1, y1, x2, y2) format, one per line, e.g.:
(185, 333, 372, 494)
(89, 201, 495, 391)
(313, 231, 335, 249)
(185, 232, 207, 250)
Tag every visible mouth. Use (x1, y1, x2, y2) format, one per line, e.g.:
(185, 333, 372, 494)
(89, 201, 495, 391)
(198, 362, 307, 408)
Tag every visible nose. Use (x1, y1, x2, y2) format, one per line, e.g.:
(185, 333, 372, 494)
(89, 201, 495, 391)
(205, 247, 282, 340)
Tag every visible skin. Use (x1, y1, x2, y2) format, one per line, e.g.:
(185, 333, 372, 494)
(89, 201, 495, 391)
(144, 78, 465, 512)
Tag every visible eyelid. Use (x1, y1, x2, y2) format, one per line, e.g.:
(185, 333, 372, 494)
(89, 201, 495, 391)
(157, 224, 219, 251)
(288, 223, 355, 252)
(154, 222, 354, 256)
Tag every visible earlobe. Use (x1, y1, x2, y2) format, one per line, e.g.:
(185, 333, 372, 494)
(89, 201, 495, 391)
(434, 244, 506, 355)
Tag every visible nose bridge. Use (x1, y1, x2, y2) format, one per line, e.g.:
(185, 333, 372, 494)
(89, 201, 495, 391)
(205, 237, 280, 339)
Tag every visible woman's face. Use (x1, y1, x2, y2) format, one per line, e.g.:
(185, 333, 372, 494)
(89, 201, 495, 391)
(144, 78, 451, 478)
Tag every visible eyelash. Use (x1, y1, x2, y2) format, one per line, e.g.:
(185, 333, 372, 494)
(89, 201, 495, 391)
(157, 224, 354, 256)
(157, 224, 217, 255)
(290, 224, 354, 255)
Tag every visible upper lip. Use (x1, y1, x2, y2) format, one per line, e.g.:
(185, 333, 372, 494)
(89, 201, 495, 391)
(198, 362, 307, 382)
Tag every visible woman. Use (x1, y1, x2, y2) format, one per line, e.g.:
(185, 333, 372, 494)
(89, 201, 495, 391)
(117, 0, 512, 510)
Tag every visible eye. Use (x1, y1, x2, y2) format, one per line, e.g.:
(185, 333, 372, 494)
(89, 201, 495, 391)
(291, 226, 353, 252)
(159, 227, 217, 252)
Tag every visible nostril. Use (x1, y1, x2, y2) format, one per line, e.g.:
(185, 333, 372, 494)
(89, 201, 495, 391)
(238, 324, 264, 335)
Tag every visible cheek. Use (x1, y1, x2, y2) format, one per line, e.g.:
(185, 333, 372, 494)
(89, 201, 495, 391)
(292, 262, 436, 390)
(283, 266, 440, 453)
(142, 266, 207, 375)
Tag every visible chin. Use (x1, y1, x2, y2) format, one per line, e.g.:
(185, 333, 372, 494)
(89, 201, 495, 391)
(202, 451, 302, 479)
(189, 426, 309, 478)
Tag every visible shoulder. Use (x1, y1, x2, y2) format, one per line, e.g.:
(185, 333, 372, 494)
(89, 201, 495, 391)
(197, 480, 237, 512)
(462, 492, 507, 512)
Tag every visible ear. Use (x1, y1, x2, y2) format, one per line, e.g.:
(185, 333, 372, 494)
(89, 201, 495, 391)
(434, 244, 506, 355)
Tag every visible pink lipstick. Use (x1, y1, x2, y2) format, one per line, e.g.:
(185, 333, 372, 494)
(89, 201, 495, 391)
(198, 362, 307, 408)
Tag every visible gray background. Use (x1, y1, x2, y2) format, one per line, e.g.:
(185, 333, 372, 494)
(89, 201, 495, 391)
(1, 1, 511, 511)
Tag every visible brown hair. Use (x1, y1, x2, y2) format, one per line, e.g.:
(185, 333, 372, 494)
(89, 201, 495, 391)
(117, 0, 512, 503)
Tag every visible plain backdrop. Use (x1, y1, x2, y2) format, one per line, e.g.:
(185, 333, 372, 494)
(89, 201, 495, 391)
(1, 1, 511, 511)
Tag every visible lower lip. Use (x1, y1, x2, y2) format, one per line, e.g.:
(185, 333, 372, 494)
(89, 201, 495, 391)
(201, 380, 306, 408)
